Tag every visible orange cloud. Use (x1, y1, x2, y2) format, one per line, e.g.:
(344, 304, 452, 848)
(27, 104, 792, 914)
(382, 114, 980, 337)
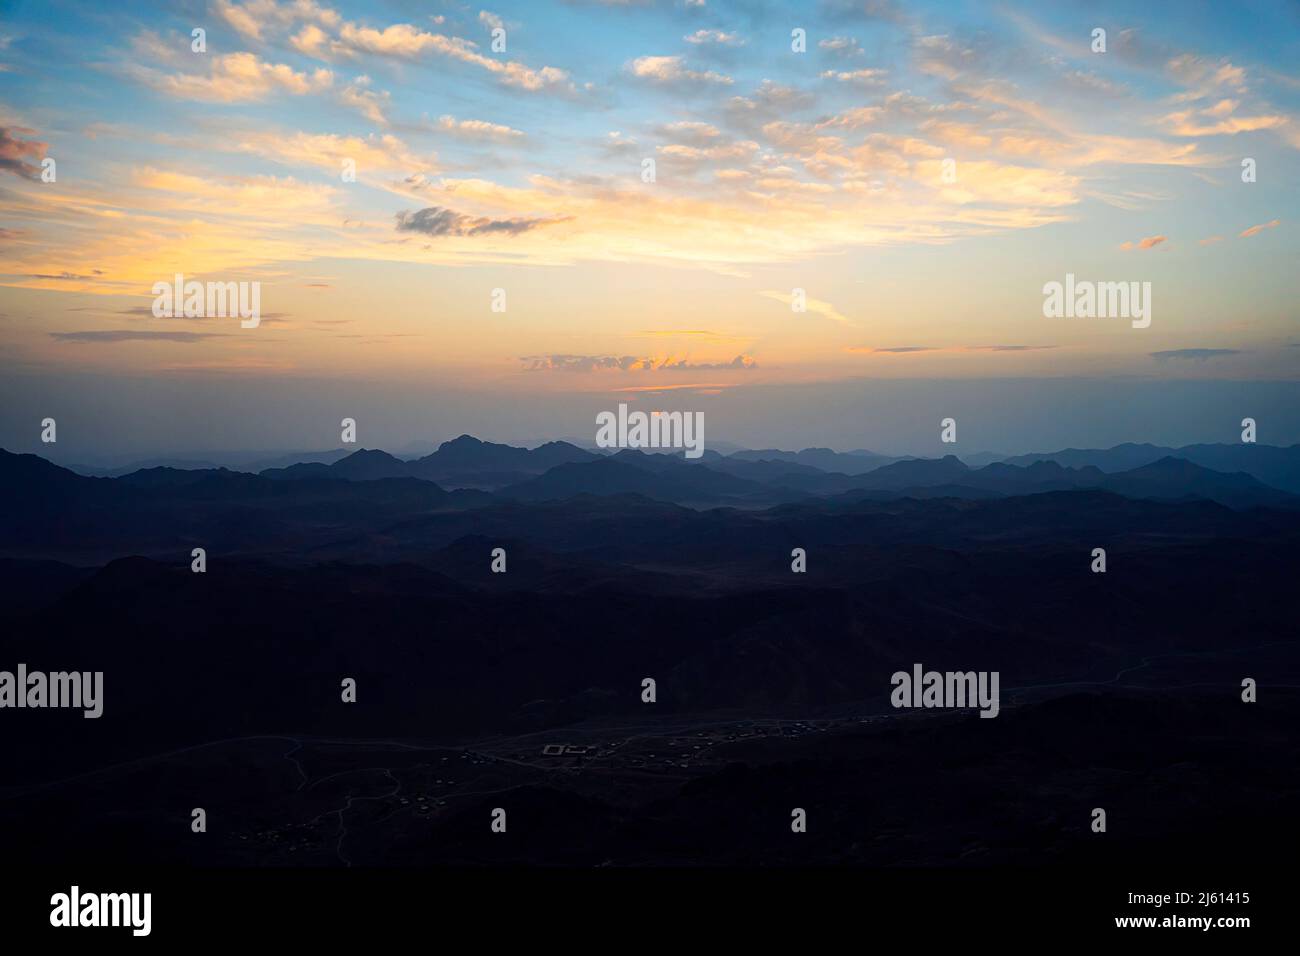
(1120, 235, 1168, 250)
(1239, 219, 1280, 238)
(1162, 107, 1286, 137)
(611, 383, 736, 393)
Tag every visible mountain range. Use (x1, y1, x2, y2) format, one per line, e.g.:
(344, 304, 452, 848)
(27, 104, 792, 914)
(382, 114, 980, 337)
(244, 436, 1300, 502)
(3, 433, 1299, 869)
(6, 436, 1299, 529)
(4, 436, 1299, 568)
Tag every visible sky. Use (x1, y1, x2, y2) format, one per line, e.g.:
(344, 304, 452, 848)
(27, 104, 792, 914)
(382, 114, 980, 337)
(1, 0, 1297, 460)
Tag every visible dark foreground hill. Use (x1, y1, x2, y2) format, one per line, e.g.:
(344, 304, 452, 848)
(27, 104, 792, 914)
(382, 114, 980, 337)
(2, 440, 1298, 867)
(1, 528, 1296, 866)
(3, 482, 1297, 778)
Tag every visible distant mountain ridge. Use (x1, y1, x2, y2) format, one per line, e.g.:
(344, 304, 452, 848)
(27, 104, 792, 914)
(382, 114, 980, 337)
(1000, 442, 1300, 493)
(5, 438, 1297, 546)
(261, 435, 598, 489)
(250, 439, 1300, 510)
(54, 437, 1300, 495)
(827, 454, 1291, 509)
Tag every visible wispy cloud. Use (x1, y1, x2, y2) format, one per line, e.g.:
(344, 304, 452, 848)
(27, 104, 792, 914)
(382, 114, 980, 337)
(520, 354, 756, 372)
(121, 46, 333, 103)
(685, 29, 744, 47)
(819, 36, 863, 56)
(759, 290, 854, 326)
(847, 345, 936, 354)
(51, 330, 224, 343)
(395, 206, 565, 237)
(215, 1, 582, 96)
(610, 382, 737, 393)
(435, 115, 526, 142)
(339, 76, 391, 125)
(0, 125, 46, 179)
(627, 55, 732, 86)
(1120, 235, 1168, 251)
(1150, 348, 1240, 362)
(1239, 219, 1280, 238)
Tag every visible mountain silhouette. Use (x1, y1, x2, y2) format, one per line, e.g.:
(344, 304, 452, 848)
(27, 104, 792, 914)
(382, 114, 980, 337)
(262, 448, 415, 481)
(1000, 442, 1300, 493)
(4, 437, 1300, 870)
(260, 435, 597, 490)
